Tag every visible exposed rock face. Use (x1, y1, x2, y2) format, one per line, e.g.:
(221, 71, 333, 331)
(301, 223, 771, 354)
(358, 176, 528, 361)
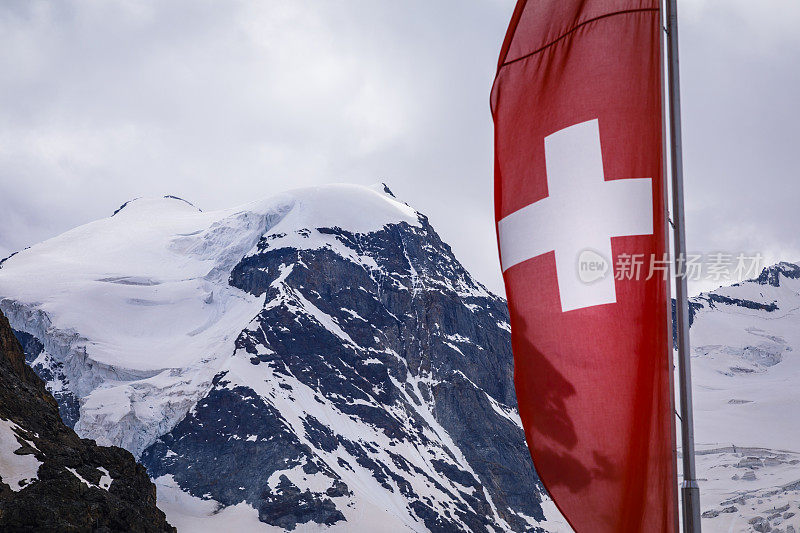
(0, 310, 174, 532)
(754, 261, 800, 287)
(142, 213, 545, 531)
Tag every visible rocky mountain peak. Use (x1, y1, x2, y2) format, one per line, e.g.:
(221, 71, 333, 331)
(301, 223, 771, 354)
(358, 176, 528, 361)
(370, 181, 397, 198)
(753, 260, 800, 287)
(111, 195, 203, 218)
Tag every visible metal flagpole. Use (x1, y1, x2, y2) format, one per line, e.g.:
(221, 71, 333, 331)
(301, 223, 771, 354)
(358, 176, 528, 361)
(664, 0, 701, 531)
(658, 5, 681, 531)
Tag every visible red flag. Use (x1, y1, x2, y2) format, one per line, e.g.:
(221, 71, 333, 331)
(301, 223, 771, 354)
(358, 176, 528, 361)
(491, 1, 677, 531)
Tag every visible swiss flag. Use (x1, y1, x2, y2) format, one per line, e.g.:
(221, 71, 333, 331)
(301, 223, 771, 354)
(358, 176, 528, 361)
(491, 1, 677, 532)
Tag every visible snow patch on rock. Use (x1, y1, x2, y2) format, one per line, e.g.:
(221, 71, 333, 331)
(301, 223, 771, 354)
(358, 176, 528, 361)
(0, 418, 42, 491)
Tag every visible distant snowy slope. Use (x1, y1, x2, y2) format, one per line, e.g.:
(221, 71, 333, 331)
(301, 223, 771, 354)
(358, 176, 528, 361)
(684, 262, 800, 531)
(689, 262, 800, 450)
(0, 184, 546, 532)
(0, 194, 286, 455)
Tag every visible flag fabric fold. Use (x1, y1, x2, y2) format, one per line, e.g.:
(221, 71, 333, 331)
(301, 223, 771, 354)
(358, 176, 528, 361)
(491, 1, 677, 531)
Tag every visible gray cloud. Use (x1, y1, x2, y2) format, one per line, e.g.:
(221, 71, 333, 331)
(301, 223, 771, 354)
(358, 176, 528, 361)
(1, 0, 798, 296)
(678, 0, 800, 292)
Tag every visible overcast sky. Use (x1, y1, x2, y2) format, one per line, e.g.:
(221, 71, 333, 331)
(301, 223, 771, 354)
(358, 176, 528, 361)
(2, 0, 799, 296)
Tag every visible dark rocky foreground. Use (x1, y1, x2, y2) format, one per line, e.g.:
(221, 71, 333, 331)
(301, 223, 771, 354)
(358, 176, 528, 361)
(0, 310, 175, 532)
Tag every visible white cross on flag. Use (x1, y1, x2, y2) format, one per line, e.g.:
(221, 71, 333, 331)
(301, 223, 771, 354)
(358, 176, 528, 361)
(491, 1, 677, 531)
(498, 118, 654, 311)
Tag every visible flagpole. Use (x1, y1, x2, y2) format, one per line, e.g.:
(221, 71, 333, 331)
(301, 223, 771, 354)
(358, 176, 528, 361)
(659, 5, 681, 532)
(664, 0, 701, 531)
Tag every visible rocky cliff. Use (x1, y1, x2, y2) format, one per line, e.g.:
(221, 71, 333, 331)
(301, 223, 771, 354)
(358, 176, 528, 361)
(0, 309, 175, 531)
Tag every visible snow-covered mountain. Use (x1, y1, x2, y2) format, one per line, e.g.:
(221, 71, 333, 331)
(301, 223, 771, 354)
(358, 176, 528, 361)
(682, 262, 800, 532)
(0, 184, 550, 531)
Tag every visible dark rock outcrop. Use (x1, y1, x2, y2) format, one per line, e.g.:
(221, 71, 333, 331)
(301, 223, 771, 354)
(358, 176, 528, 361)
(0, 310, 175, 532)
(754, 261, 800, 287)
(142, 214, 545, 531)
